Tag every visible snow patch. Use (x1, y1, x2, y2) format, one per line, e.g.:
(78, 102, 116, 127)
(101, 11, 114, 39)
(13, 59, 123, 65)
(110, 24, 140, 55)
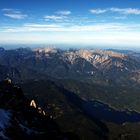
(0, 109, 11, 140)
(0, 109, 11, 128)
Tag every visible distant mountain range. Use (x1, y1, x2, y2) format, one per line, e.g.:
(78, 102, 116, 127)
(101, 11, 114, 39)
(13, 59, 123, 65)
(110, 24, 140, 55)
(0, 47, 140, 84)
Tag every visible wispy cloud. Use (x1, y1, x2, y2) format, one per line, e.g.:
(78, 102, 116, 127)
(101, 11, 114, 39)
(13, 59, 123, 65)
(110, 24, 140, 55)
(1, 23, 140, 47)
(44, 10, 71, 22)
(1, 26, 140, 47)
(2, 8, 27, 19)
(114, 16, 127, 20)
(44, 15, 65, 21)
(1, 23, 63, 32)
(110, 8, 140, 15)
(2, 23, 140, 33)
(24, 23, 61, 28)
(56, 10, 71, 15)
(90, 8, 140, 15)
(90, 9, 107, 14)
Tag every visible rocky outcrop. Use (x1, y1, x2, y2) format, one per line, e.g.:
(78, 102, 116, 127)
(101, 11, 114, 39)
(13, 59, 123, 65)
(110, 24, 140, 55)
(30, 100, 37, 108)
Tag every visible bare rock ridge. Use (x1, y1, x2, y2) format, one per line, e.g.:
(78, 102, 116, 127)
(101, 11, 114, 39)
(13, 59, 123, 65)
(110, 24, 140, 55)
(30, 100, 46, 115)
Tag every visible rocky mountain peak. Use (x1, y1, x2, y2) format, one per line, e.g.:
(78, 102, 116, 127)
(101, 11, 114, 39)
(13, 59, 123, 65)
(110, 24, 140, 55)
(32, 47, 58, 54)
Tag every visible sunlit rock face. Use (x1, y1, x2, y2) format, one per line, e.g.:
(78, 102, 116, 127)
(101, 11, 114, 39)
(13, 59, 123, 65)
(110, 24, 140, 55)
(32, 47, 58, 54)
(30, 100, 37, 108)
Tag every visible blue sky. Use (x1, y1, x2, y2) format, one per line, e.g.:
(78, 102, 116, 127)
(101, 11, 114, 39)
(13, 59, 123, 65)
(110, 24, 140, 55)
(0, 0, 140, 48)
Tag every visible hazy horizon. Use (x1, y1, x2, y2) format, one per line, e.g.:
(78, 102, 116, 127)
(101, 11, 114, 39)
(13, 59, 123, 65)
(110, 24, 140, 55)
(1, 43, 140, 52)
